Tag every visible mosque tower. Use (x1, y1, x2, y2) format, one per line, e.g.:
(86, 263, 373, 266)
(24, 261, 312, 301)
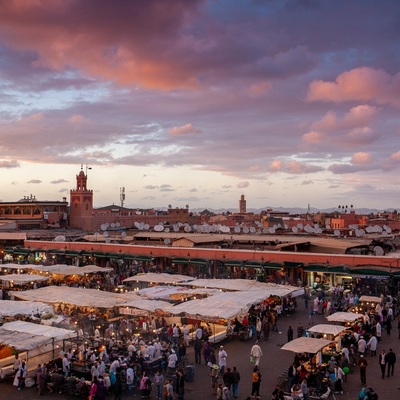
(239, 194, 247, 213)
(69, 165, 93, 231)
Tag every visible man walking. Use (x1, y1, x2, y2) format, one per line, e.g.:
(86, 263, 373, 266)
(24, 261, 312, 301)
(218, 346, 228, 375)
(231, 366, 240, 399)
(378, 350, 387, 379)
(250, 341, 263, 366)
(386, 348, 396, 377)
(358, 355, 368, 385)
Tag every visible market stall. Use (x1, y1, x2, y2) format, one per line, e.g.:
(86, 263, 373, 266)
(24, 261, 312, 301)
(326, 311, 364, 324)
(123, 272, 196, 290)
(0, 320, 76, 378)
(0, 273, 50, 288)
(307, 324, 348, 358)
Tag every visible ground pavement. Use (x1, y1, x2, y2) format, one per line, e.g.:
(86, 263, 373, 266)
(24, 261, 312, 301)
(1, 297, 399, 399)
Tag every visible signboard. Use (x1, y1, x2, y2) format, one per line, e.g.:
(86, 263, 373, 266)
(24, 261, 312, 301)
(119, 307, 148, 317)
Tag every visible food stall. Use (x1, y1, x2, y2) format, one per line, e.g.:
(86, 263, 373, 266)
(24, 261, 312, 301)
(307, 324, 348, 360)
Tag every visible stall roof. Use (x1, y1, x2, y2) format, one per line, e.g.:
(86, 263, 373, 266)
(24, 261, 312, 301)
(11, 286, 127, 308)
(179, 279, 304, 297)
(123, 272, 196, 284)
(0, 320, 76, 350)
(1, 263, 31, 271)
(308, 324, 347, 336)
(0, 273, 50, 285)
(168, 290, 271, 321)
(359, 295, 382, 303)
(281, 337, 334, 354)
(28, 264, 113, 276)
(120, 296, 173, 313)
(326, 312, 364, 323)
(0, 300, 53, 316)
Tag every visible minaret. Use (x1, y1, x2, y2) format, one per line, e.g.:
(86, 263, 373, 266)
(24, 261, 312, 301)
(239, 194, 247, 213)
(69, 165, 93, 231)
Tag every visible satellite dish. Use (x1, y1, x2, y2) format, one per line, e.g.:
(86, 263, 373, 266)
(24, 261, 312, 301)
(115, 222, 120, 228)
(366, 226, 373, 233)
(105, 223, 110, 228)
(100, 224, 106, 231)
(165, 228, 170, 233)
(292, 226, 298, 233)
(173, 225, 179, 232)
(385, 226, 392, 233)
(334, 229, 340, 237)
(144, 224, 150, 230)
(139, 222, 145, 230)
(105, 238, 111, 243)
(103, 231, 109, 237)
(184, 225, 191, 233)
(250, 227, 256, 233)
(136, 210, 142, 215)
(359, 229, 365, 236)
(262, 228, 268, 234)
(234, 226, 241, 233)
(164, 238, 171, 245)
(326, 224, 331, 230)
(268, 227, 275, 234)
(110, 223, 116, 228)
(54, 235, 66, 242)
(121, 231, 126, 237)
(284, 224, 288, 230)
(382, 231, 388, 237)
(223, 226, 230, 233)
(297, 223, 304, 230)
(374, 246, 384, 256)
(154, 225, 164, 232)
(243, 227, 250, 234)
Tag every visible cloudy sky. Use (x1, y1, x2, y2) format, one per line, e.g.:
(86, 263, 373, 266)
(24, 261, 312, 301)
(0, 0, 399, 211)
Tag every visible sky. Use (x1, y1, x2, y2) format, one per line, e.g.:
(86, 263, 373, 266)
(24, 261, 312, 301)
(0, 0, 400, 212)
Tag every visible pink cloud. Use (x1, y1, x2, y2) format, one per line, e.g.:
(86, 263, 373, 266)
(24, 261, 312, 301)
(302, 131, 326, 144)
(168, 124, 201, 135)
(268, 160, 323, 174)
(68, 114, 89, 124)
(351, 152, 371, 165)
(307, 67, 400, 106)
(0, 160, 20, 168)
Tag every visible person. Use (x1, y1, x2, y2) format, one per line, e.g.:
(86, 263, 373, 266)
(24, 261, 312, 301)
(89, 377, 98, 400)
(140, 370, 151, 398)
(12, 354, 21, 374)
(379, 349, 387, 379)
(126, 364, 134, 395)
(309, 306, 314, 324)
(386, 317, 392, 335)
(36, 365, 45, 396)
(183, 325, 190, 347)
(263, 318, 270, 341)
(297, 323, 304, 338)
(358, 387, 368, 400)
(272, 384, 285, 400)
(358, 355, 368, 385)
(194, 338, 203, 364)
(164, 379, 173, 400)
(288, 362, 297, 390)
(334, 364, 344, 394)
(231, 366, 240, 399)
(386, 348, 396, 377)
(300, 378, 309, 400)
(367, 386, 378, 400)
(222, 384, 232, 400)
(216, 383, 223, 400)
(167, 350, 178, 375)
(287, 326, 293, 342)
(62, 353, 70, 375)
(218, 346, 227, 375)
(154, 370, 164, 400)
(255, 317, 262, 340)
(14, 359, 27, 391)
(176, 368, 185, 400)
(250, 340, 263, 366)
(96, 377, 107, 400)
(251, 366, 261, 399)
(208, 362, 220, 393)
(222, 367, 234, 391)
(367, 335, 378, 356)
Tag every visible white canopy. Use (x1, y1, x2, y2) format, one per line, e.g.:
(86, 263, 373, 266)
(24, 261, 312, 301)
(281, 337, 334, 354)
(123, 273, 195, 284)
(326, 311, 364, 323)
(29, 264, 113, 276)
(359, 295, 382, 303)
(0, 273, 50, 285)
(168, 290, 269, 321)
(120, 295, 173, 313)
(126, 285, 219, 300)
(11, 286, 127, 308)
(0, 320, 76, 350)
(180, 279, 304, 297)
(308, 324, 347, 336)
(1, 263, 31, 271)
(0, 300, 54, 316)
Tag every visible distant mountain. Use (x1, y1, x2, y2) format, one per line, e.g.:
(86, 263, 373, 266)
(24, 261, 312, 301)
(191, 206, 392, 215)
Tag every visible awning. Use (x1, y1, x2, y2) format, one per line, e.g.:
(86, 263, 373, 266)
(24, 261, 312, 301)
(224, 260, 242, 267)
(263, 262, 283, 270)
(304, 264, 328, 272)
(189, 258, 208, 265)
(134, 255, 153, 262)
(284, 261, 304, 268)
(171, 258, 189, 264)
(79, 250, 93, 257)
(48, 249, 65, 255)
(326, 312, 364, 323)
(308, 324, 347, 336)
(281, 337, 333, 354)
(13, 248, 30, 255)
(108, 252, 123, 259)
(65, 250, 80, 256)
(242, 261, 262, 268)
(93, 252, 107, 258)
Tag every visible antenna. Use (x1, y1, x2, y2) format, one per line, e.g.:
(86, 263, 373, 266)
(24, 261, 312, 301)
(120, 187, 125, 207)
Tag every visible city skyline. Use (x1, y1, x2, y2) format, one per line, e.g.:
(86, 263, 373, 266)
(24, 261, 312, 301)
(0, 1, 400, 210)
